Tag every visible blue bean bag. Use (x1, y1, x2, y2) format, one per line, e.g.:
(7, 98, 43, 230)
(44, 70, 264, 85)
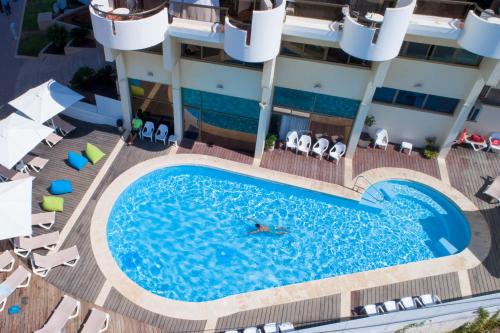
(50, 179, 73, 195)
(67, 151, 88, 171)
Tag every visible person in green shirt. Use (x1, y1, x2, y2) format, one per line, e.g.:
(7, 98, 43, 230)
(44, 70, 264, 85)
(127, 114, 143, 145)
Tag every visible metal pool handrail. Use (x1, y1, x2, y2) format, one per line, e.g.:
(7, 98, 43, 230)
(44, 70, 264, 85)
(353, 175, 385, 202)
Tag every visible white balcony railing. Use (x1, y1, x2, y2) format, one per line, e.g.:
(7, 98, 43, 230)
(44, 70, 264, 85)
(339, 0, 416, 61)
(458, 9, 500, 59)
(224, 0, 286, 63)
(90, 1, 169, 51)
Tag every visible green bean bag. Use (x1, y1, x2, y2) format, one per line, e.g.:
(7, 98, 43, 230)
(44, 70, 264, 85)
(85, 143, 106, 165)
(42, 196, 64, 212)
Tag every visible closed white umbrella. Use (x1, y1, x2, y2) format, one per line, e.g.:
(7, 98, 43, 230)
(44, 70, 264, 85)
(8, 79, 83, 124)
(0, 113, 54, 169)
(0, 177, 33, 240)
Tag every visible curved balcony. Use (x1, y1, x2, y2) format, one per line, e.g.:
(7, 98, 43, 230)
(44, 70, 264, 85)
(90, 1, 169, 51)
(339, 0, 416, 62)
(224, 0, 286, 63)
(458, 8, 500, 59)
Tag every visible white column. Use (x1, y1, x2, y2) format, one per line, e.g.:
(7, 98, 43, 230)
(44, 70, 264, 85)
(115, 51, 133, 131)
(254, 58, 277, 161)
(166, 36, 184, 140)
(345, 60, 391, 159)
(438, 58, 500, 158)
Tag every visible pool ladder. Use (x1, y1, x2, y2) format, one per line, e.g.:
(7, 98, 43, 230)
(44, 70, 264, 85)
(352, 175, 385, 202)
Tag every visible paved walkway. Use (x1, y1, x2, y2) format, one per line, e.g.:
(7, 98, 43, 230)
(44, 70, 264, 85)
(0, 0, 106, 105)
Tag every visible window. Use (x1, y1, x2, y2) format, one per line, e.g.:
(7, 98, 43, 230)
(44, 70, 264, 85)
(181, 44, 263, 70)
(373, 86, 459, 115)
(400, 42, 430, 59)
(479, 86, 500, 106)
(395, 90, 426, 108)
(467, 105, 481, 122)
(424, 95, 459, 114)
(373, 87, 397, 103)
(399, 42, 482, 66)
(280, 42, 371, 68)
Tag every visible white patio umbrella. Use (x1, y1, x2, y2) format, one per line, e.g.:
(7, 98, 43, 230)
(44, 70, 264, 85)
(0, 113, 54, 169)
(0, 177, 33, 240)
(8, 79, 83, 124)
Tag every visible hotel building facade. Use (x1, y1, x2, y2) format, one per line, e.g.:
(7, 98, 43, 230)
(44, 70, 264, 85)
(89, 0, 500, 160)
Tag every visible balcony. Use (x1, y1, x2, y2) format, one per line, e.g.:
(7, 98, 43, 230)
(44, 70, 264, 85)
(458, 7, 500, 59)
(339, 0, 417, 61)
(90, 0, 169, 51)
(224, 0, 286, 63)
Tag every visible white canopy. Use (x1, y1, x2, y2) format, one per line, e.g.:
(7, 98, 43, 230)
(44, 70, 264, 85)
(9, 79, 83, 124)
(0, 177, 33, 240)
(0, 113, 54, 169)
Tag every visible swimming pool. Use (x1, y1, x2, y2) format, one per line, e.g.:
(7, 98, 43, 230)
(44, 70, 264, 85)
(107, 165, 470, 302)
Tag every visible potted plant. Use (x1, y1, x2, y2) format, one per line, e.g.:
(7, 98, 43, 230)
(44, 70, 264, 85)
(265, 134, 277, 151)
(358, 115, 376, 148)
(423, 136, 439, 159)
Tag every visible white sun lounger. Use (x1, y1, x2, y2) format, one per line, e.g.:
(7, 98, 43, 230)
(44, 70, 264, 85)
(44, 132, 63, 147)
(24, 156, 49, 173)
(0, 251, 15, 272)
(398, 296, 419, 310)
(383, 300, 401, 312)
(484, 176, 500, 203)
(81, 308, 110, 333)
(32, 212, 56, 230)
(35, 295, 80, 333)
(243, 327, 261, 333)
(31, 246, 80, 277)
(279, 322, 294, 333)
(0, 165, 31, 182)
(465, 136, 488, 151)
(419, 294, 442, 306)
(362, 303, 383, 316)
(0, 266, 31, 312)
(51, 116, 76, 137)
(13, 231, 60, 257)
(263, 323, 278, 333)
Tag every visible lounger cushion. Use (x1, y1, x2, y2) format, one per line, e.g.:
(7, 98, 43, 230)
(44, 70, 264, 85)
(85, 143, 106, 165)
(492, 139, 500, 146)
(67, 151, 88, 170)
(49, 180, 73, 195)
(42, 196, 64, 212)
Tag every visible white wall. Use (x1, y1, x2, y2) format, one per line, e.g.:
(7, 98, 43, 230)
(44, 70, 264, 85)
(367, 103, 454, 147)
(274, 57, 370, 100)
(124, 51, 172, 84)
(180, 59, 262, 100)
(466, 104, 500, 136)
(384, 58, 479, 99)
(62, 97, 122, 127)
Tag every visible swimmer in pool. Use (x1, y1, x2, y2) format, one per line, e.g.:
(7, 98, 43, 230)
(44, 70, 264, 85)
(247, 219, 289, 235)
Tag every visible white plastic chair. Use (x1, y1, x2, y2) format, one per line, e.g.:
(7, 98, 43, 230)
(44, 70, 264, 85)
(311, 138, 329, 160)
(328, 142, 346, 164)
(154, 124, 168, 145)
(374, 128, 389, 150)
(488, 132, 500, 153)
(296, 135, 312, 155)
(141, 121, 155, 141)
(285, 131, 299, 152)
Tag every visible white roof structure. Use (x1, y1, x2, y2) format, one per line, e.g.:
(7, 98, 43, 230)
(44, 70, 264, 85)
(0, 177, 33, 240)
(9, 79, 83, 124)
(0, 113, 54, 169)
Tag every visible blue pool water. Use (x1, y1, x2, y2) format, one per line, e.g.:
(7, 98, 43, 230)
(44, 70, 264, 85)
(107, 166, 470, 302)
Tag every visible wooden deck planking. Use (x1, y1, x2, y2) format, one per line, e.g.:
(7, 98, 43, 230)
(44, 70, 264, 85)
(446, 146, 500, 296)
(177, 139, 255, 165)
(104, 288, 206, 332)
(0, 261, 166, 333)
(215, 294, 341, 331)
(260, 147, 345, 185)
(352, 144, 441, 179)
(351, 272, 462, 312)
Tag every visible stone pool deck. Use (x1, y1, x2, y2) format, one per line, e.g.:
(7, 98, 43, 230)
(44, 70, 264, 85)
(0, 117, 498, 332)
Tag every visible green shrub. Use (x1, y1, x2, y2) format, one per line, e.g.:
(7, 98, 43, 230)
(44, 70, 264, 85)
(96, 65, 116, 84)
(47, 24, 68, 50)
(70, 27, 90, 42)
(364, 115, 376, 128)
(453, 308, 500, 333)
(265, 134, 277, 149)
(70, 66, 96, 90)
(423, 136, 438, 159)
